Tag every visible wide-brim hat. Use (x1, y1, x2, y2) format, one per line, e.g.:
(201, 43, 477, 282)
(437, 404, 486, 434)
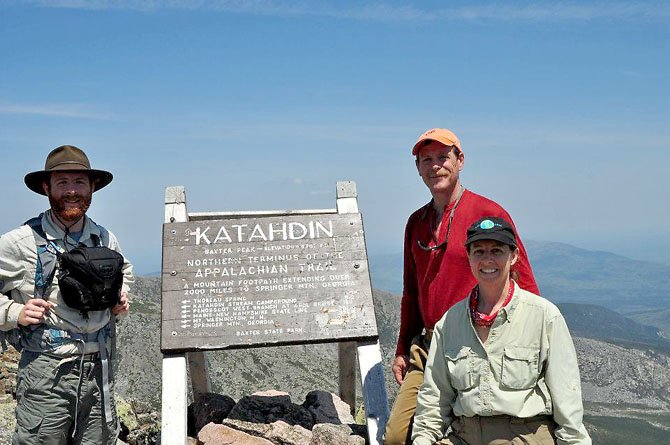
(24, 145, 113, 195)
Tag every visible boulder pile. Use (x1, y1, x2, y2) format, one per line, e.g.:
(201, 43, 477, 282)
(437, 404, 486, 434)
(190, 390, 367, 445)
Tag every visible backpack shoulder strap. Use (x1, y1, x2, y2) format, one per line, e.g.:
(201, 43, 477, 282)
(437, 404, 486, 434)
(87, 218, 110, 247)
(98, 226, 110, 247)
(24, 215, 47, 243)
(23, 214, 58, 299)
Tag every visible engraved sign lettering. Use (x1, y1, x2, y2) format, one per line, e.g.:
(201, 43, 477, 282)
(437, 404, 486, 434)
(161, 213, 378, 352)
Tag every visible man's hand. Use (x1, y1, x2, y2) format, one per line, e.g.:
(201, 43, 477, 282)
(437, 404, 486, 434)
(18, 299, 54, 327)
(392, 354, 411, 385)
(112, 291, 130, 316)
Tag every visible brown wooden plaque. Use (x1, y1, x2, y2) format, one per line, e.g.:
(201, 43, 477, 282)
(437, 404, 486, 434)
(161, 213, 378, 352)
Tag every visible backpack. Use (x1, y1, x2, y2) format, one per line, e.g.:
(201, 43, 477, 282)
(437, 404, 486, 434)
(57, 244, 124, 314)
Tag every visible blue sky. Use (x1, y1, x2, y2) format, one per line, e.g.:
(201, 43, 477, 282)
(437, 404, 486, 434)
(1, 0, 668, 274)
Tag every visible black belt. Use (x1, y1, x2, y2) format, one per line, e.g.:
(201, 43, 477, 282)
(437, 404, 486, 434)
(81, 351, 100, 361)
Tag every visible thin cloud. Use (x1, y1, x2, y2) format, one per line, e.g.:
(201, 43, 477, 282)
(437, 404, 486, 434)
(22, 0, 313, 14)
(0, 101, 113, 120)
(621, 69, 642, 77)
(19, 1, 670, 23)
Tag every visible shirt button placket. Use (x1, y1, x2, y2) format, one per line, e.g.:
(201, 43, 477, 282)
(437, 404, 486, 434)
(479, 356, 492, 416)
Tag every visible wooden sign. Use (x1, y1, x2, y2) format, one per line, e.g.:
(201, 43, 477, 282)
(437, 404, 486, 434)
(161, 212, 378, 352)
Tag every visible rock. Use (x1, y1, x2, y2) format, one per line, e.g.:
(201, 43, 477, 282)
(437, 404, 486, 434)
(302, 390, 355, 425)
(116, 396, 161, 445)
(137, 412, 158, 425)
(198, 422, 274, 445)
(4, 362, 17, 371)
(226, 390, 314, 430)
(310, 424, 365, 445)
(183, 389, 366, 445)
(224, 419, 312, 445)
(188, 392, 236, 436)
(0, 401, 16, 445)
(349, 423, 369, 441)
(264, 420, 313, 445)
(117, 398, 139, 431)
(0, 347, 19, 400)
(126, 422, 160, 445)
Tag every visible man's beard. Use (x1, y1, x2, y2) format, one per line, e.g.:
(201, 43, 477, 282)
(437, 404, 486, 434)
(48, 192, 92, 223)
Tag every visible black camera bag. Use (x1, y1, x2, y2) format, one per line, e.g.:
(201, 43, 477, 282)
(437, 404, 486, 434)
(58, 246, 124, 314)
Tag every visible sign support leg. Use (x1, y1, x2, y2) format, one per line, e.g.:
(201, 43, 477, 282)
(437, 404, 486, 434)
(186, 351, 210, 400)
(336, 181, 361, 413)
(163, 186, 211, 444)
(338, 341, 357, 414)
(161, 354, 188, 445)
(358, 339, 389, 445)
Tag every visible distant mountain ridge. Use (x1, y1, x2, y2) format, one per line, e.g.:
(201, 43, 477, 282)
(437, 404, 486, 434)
(369, 240, 670, 314)
(557, 303, 670, 352)
(526, 240, 670, 313)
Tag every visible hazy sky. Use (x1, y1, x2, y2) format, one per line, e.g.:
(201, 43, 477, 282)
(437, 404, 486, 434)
(1, 0, 668, 273)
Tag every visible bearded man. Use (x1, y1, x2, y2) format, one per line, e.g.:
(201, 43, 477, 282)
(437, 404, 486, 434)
(0, 145, 133, 445)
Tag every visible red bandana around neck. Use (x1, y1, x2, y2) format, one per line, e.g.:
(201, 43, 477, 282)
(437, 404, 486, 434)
(469, 281, 515, 327)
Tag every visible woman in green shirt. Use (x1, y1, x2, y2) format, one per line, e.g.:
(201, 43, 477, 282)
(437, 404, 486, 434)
(411, 217, 590, 445)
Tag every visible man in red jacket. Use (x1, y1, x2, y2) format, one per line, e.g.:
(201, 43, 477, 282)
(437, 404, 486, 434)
(383, 128, 539, 445)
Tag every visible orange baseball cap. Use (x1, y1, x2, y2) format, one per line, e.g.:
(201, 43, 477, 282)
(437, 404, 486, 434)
(412, 128, 462, 156)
